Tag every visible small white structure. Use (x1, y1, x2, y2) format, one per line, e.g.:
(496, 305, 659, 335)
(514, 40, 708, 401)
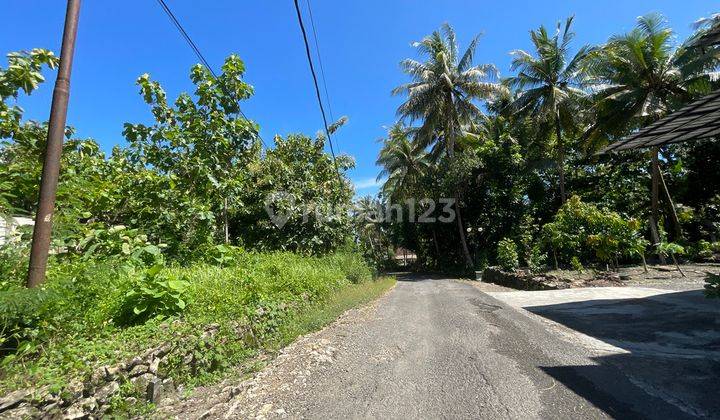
(0, 215, 34, 246)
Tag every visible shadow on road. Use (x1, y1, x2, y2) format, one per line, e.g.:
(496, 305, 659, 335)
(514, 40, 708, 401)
(527, 290, 720, 418)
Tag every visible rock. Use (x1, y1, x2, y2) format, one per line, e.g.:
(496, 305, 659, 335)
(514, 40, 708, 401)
(126, 356, 143, 370)
(130, 373, 155, 396)
(146, 378, 163, 403)
(78, 397, 98, 412)
(2, 404, 40, 419)
(95, 382, 120, 403)
(62, 405, 87, 419)
(63, 381, 84, 401)
(223, 385, 242, 398)
(0, 389, 30, 412)
(145, 377, 175, 403)
(128, 364, 149, 377)
(148, 357, 161, 375)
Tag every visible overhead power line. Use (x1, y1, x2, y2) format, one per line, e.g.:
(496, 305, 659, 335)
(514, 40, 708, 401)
(292, 0, 343, 191)
(305, 0, 334, 121)
(154, 0, 268, 149)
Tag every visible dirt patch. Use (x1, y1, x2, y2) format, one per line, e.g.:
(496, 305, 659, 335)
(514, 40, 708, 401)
(156, 294, 386, 419)
(478, 263, 720, 292)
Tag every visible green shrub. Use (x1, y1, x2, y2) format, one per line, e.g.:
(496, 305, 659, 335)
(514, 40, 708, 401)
(0, 250, 375, 393)
(497, 238, 519, 272)
(542, 196, 645, 267)
(705, 273, 720, 298)
(570, 256, 584, 273)
(0, 243, 28, 289)
(72, 225, 165, 267)
(332, 252, 374, 284)
(114, 264, 189, 326)
(526, 243, 546, 273)
(690, 240, 713, 260)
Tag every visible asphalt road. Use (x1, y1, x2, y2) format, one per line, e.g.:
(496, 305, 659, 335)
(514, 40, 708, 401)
(163, 276, 718, 419)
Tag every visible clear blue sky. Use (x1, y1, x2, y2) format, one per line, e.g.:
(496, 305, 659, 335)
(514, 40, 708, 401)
(2, 1, 715, 196)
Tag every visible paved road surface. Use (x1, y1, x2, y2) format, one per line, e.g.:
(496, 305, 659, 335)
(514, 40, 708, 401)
(163, 276, 718, 419)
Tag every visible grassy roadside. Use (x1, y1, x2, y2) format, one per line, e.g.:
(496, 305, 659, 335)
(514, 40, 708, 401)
(274, 276, 396, 349)
(0, 250, 395, 417)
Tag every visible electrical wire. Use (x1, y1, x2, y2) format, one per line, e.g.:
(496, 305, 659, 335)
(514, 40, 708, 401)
(155, 0, 268, 149)
(292, 0, 343, 191)
(305, 0, 334, 122)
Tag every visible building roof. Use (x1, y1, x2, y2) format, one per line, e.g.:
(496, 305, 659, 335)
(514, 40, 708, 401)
(600, 89, 720, 153)
(689, 22, 720, 49)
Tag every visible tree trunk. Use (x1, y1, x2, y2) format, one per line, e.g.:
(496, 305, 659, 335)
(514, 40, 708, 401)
(455, 191, 474, 269)
(671, 253, 686, 277)
(651, 147, 661, 238)
(555, 114, 567, 203)
(650, 148, 666, 264)
(658, 169, 683, 241)
(446, 121, 474, 270)
(640, 252, 648, 273)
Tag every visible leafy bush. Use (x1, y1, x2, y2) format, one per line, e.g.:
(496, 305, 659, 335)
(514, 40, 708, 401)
(331, 252, 374, 284)
(496, 238, 519, 271)
(114, 265, 189, 326)
(0, 250, 375, 393)
(542, 196, 646, 267)
(0, 243, 28, 288)
(705, 273, 720, 298)
(656, 241, 685, 260)
(526, 243, 546, 273)
(690, 240, 713, 260)
(571, 256, 584, 273)
(72, 225, 164, 267)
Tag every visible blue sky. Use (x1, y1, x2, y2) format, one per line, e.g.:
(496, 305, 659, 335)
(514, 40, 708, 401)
(2, 1, 715, 197)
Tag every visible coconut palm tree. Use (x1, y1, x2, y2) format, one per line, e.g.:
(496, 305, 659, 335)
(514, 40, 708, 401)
(506, 16, 593, 203)
(392, 23, 504, 268)
(376, 124, 430, 201)
(588, 13, 719, 241)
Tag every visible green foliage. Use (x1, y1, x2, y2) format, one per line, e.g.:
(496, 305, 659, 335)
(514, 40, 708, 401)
(496, 238, 519, 271)
(73, 225, 164, 267)
(0, 250, 376, 392)
(705, 273, 720, 299)
(656, 241, 685, 258)
(690, 240, 713, 260)
(115, 265, 189, 326)
(247, 133, 355, 253)
(570, 256, 584, 273)
(542, 196, 646, 266)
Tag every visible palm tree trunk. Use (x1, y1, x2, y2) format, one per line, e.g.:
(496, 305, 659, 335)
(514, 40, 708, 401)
(650, 147, 666, 264)
(658, 168, 682, 241)
(455, 191, 474, 269)
(446, 119, 474, 270)
(555, 114, 567, 203)
(651, 147, 660, 238)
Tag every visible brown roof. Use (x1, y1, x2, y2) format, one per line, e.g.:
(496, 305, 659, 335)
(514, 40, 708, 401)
(600, 89, 720, 153)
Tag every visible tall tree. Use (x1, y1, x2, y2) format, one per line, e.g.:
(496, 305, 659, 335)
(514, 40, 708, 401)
(376, 124, 430, 201)
(588, 13, 719, 241)
(392, 23, 504, 268)
(507, 16, 593, 203)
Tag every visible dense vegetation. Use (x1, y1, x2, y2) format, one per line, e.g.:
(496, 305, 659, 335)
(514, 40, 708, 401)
(0, 46, 384, 402)
(1, 9, 719, 409)
(367, 13, 720, 279)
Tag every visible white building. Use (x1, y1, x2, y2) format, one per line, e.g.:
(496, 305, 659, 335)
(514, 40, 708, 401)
(0, 216, 34, 246)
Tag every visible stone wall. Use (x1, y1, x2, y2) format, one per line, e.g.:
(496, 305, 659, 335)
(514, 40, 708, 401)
(480, 267, 572, 290)
(0, 324, 223, 419)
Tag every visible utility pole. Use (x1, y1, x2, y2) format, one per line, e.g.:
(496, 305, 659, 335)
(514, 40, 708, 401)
(26, 0, 81, 288)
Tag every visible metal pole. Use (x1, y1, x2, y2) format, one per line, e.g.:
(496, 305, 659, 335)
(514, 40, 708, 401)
(26, 0, 81, 288)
